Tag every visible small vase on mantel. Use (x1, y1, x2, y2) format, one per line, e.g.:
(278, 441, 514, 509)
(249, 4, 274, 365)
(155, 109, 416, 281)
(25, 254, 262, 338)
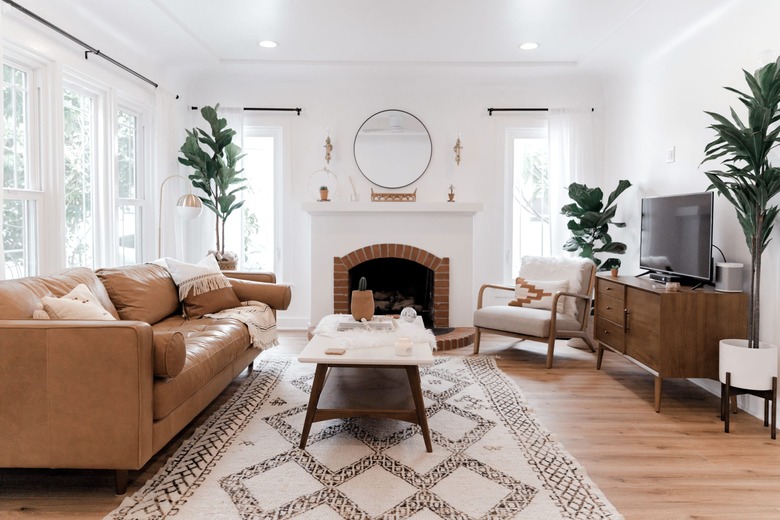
(351, 276, 374, 321)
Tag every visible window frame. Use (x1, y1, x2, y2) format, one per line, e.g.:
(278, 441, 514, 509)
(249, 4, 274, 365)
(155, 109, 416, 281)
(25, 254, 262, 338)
(503, 117, 550, 281)
(2, 53, 45, 279)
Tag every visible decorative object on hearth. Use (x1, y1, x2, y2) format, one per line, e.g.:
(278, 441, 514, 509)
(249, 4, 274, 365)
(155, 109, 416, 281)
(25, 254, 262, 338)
(350, 276, 374, 321)
(324, 127, 333, 164)
(561, 179, 632, 271)
(400, 306, 417, 322)
(178, 104, 247, 269)
(702, 56, 780, 437)
(448, 184, 455, 202)
(354, 109, 432, 189)
(108, 352, 622, 519)
(318, 186, 329, 202)
(370, 188, 417, 202)
(454, 132, 463, 165)
(307, 167, 338, 201)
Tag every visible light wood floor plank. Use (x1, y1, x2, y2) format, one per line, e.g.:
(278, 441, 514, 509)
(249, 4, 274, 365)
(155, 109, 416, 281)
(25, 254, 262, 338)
(0, 330, 778, 519)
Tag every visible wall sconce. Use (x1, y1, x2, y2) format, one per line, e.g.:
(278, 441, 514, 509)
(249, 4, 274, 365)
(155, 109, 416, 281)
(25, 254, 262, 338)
(454, 133, 463, 166)
(324, 127, 333, 164)
(157, 175, 203, 256)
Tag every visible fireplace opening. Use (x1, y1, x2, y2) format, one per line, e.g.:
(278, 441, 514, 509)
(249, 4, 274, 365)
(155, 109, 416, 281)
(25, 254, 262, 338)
(349, 258, 434, 327)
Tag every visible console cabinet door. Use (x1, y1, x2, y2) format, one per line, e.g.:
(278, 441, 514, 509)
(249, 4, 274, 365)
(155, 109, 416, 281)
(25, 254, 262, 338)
(624, 288, 661, 370)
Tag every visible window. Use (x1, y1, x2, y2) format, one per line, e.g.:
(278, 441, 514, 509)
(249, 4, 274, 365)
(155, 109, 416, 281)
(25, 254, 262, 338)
(116, 108, 145, 265)
(227, 126, 281, 273)
(3, 61, 41, 279)
(507, 123, 550, 278)
(62, 86, 97, 268)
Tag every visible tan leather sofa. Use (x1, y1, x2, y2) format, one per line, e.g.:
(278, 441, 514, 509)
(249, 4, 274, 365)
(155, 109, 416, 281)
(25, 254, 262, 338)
(0, 264, 291, 493)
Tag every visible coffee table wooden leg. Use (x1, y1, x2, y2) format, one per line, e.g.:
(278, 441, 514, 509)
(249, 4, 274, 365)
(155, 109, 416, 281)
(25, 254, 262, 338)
(406, 366, 432, 452)
(299, 364, 328, 449)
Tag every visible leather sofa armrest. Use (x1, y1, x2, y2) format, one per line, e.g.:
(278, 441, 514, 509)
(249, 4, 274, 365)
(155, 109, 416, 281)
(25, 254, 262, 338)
(0, 320, 155, 471)
(224, 271, 276, 284)
(228, 278, 292, 310)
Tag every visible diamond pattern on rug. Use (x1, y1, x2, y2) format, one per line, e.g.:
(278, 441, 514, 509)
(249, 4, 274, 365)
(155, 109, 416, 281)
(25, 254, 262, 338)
(108, 352, 623, 520)
(337, 465, 418, 517)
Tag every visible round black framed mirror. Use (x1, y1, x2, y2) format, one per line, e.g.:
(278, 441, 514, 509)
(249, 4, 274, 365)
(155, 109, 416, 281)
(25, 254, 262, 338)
(353, 109, 432, 189)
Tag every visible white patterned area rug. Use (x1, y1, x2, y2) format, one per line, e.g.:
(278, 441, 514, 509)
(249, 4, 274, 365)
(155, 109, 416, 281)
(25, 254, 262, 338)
(108, 352, 622, 520)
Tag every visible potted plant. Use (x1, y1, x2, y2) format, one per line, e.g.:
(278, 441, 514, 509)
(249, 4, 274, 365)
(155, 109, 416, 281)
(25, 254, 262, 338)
(560, 180, 632, 271)
(178, 104, 247, 269)
(319, 186, 329, 201)
(702, 57, 780, 398)
(351, 276, 374, 321)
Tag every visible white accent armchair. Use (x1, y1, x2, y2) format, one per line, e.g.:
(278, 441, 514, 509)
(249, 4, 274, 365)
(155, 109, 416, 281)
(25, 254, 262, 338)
(473, 256, 596, 368)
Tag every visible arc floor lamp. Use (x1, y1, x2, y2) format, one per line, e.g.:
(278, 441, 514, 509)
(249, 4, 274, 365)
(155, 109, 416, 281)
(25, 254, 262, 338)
(157, 175, 203, 257)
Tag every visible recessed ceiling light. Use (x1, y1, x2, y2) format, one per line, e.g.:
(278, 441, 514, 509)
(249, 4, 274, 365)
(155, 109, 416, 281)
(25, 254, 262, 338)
(258, 40, 278, 48)
(519, 42, 539, 51)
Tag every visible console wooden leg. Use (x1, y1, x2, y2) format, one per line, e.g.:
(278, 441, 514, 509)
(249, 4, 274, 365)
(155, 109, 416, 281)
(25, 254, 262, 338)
(772, 377, 777, 440)
(596, 344, 605, 370)
(115, 469, 128, 495)
(654, 376, 662, 413)
(299, 364, 328, 449)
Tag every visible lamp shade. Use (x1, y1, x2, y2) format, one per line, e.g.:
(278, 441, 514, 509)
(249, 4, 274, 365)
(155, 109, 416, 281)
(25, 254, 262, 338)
(176, 194, 203, 220)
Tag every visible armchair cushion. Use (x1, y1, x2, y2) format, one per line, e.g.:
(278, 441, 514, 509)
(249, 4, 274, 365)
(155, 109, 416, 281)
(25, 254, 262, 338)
(510, 278, 568, 313)
(474, 305, 581, 337)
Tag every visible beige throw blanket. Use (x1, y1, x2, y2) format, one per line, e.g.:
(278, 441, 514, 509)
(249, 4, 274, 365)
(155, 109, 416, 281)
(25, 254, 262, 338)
(205, 301, 278, 349)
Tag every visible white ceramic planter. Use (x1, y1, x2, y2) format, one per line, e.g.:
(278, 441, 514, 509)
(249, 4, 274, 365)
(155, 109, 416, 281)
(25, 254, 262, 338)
(719, 339, 779, 391)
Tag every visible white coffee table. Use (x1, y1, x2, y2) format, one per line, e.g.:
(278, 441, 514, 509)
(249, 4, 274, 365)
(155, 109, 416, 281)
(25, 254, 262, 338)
(298, 318, 435, 451)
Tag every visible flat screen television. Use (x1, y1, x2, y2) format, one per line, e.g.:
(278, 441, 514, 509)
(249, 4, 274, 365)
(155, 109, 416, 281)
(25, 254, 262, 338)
(639, 192, 714, 284)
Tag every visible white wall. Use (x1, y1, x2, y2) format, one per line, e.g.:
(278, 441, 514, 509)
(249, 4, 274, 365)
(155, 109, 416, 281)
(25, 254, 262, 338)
(184, 66, 605, 328)
(599, 0, 780, 416)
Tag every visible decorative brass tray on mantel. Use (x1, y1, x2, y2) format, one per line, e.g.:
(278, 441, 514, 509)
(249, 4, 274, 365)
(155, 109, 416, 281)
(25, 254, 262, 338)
(370, 188, 417, 202)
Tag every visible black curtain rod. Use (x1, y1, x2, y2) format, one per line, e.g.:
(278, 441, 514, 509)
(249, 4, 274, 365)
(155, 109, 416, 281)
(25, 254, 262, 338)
(2, 0, 158, 88)
(488, 107, 594, 116)
(190, 106, 302, 115)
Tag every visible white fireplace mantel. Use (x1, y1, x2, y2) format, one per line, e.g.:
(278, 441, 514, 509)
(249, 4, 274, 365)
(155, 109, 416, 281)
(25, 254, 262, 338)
(302, 201, 482, 215)
(306, 201, 482, 327)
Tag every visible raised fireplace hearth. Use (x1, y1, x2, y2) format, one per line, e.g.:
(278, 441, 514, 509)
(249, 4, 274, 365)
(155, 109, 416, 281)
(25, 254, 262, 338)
(334, 244, 449, 328)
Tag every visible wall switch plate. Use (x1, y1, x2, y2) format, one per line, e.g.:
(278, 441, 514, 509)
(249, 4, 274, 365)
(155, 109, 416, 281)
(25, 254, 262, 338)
(666, 146, 676, 163)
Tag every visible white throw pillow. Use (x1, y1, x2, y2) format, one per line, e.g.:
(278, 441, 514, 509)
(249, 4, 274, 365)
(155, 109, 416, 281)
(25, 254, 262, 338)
(41, 284, 116, 320)
(159, 255, 233, 301)
(509, 277, 569, 314)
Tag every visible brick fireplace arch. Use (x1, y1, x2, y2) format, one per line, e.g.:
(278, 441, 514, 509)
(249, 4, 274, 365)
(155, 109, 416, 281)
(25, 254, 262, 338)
(333, 243, 449, 328)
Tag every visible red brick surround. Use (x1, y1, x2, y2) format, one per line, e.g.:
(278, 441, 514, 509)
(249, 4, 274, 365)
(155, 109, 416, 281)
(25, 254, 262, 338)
(333, 244, 450, 328)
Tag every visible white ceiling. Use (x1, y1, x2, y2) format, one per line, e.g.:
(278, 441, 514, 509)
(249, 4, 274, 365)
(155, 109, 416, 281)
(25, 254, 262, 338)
(3, 0, 737, 84)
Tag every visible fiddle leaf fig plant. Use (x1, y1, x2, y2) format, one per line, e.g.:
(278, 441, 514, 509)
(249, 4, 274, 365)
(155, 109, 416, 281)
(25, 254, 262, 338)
(178, 104, 247, 258)
(561, 180, 632, 271)
(702, 56, 780, 349)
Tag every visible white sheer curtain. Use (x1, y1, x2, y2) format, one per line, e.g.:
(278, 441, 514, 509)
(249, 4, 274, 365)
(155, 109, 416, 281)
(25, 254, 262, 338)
(155, 89, 191, 260)
(0, 7, 5, 277)
(548, 108, 599, 254)
(220, 107, 244, 258)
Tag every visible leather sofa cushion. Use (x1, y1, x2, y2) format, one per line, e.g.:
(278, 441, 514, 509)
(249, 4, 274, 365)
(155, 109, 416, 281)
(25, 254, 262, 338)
(97, 264, 179, 324)
(153, 331, 186, 378)
(151, 316, 250, 420)
(0, 267, 119, 320)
